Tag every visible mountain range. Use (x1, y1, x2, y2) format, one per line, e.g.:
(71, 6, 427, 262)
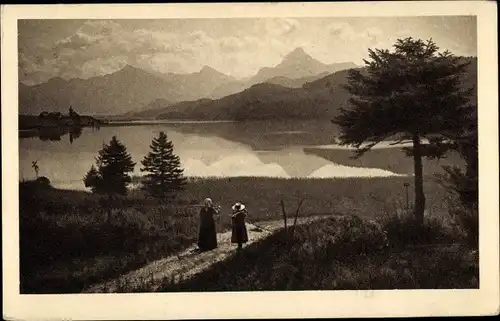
(209, 48, 357, 98)
(19, 47, 357, 116)
(131, 57, 477, 121)
(136, 68, 359, 121)
(19, 48, 477, 121)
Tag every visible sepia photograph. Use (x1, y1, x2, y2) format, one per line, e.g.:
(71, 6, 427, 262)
(2, 1, 498, 319)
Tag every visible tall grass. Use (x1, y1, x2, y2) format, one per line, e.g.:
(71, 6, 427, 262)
(181, 176, 451, 220)
(162, 215, 478, 292)
(20, 175, 453, 293)
(20, 181, 200, 293)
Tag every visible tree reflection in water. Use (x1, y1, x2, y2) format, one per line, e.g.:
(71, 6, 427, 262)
(36, 125, 99, 143)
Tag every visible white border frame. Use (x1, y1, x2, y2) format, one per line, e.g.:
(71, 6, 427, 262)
(2, 1, 499, 319)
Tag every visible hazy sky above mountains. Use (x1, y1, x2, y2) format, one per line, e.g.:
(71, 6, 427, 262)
(18, 16, 477, 85)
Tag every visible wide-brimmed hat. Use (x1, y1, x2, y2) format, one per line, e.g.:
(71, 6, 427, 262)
(232, 202, 245, 211)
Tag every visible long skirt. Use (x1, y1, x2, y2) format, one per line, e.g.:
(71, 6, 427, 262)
(231, 218, 248, 244)
(198, 220, 217, 251)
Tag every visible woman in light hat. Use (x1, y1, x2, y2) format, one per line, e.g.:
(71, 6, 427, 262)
(231, 202, 249, 250)
(197, 198, 220, 251)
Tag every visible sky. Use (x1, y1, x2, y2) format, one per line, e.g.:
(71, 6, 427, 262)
(18, 16, 477, 85)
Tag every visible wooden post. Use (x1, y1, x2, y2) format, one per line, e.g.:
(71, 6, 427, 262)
(291, 199, 305, 238)
(280, 200, 288, 233)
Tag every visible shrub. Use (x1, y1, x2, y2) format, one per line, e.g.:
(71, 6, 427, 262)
(291, 215, 388, 260)
(35, 176, 51, 187)
(378, 209, 457, 246)
(448, 203, 478, 247)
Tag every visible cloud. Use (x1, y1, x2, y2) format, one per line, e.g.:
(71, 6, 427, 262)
(325, 22, 405, 63)
(19, 18, 314, 83)
(80, 56, 129, 78)
(328, 22, 384, 45)
(218, 36, 244, 53)
(20, 20, 283, 83)
(19, 21, 195, 82)
(264, 18, 300, 37)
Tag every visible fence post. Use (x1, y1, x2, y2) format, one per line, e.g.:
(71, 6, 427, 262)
(291, 199, 305, 238)
(280, 200, 288, 233)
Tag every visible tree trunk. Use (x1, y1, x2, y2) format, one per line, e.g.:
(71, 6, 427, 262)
(412, 135, 426, 226)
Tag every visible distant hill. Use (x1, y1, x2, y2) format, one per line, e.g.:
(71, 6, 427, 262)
(263, 72, 331, 88)
(19, 65, 235, 115)
(123, 98, 173, 119)
(155, 82, 339, 121)
(149, 65, 236, 100)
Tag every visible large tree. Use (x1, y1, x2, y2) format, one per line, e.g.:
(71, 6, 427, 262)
(84, 136, 136, 196)
(332, 38, 473, 225)
(141, 131, 186, 201)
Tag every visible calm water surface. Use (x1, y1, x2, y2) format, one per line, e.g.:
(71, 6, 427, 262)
(19, 121, 408, 190)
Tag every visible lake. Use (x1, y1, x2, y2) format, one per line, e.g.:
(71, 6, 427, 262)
(19, 120, 462, 190)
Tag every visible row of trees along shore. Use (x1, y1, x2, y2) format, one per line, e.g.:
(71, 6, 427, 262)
(83, 132, 186, 218)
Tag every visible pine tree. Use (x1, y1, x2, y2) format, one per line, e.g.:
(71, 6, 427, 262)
(141, 131, 186, 200)
(332, 38, 473, 226)
(83, 164, 101, 193)
(83, 136, 136, 196)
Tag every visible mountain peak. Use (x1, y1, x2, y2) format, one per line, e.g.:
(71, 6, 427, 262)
(120, 64, 140, 72)
(284, 47, 312, 60)
(200, 65, 214, 72)
(199, 65, 223, 75)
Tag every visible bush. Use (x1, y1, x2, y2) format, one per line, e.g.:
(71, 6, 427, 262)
(378, 209, 457, 247)
(36, 176, 51, 187)
(448, 204, 478, 247)
(442, 165, 478, 208)
(437, 164, 478, 248)
(291, 215, 388, 260)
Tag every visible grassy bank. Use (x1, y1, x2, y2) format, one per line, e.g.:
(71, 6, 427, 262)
(20, 175, 455, 293)
(20, 179, 204, 293)
(181, 176, 451, 220)
(161, 214, 478, 291)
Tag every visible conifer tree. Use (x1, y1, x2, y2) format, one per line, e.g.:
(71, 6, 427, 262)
(333, 38, 473, 226)
(83, 164, 100, 193)
(83, 136, 136, 196)
(141, 131, 186, 200)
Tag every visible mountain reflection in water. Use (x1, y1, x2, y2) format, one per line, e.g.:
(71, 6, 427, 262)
(19, 121, 462, 190)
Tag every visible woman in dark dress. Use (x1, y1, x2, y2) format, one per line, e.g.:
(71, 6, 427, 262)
(231, 202, 249, 250)
(198, 198, 219, 251)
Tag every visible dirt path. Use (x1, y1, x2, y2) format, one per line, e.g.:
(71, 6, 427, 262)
(82, 216, 324, 293)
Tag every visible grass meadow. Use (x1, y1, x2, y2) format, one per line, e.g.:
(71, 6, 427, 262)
(161, 214, 478, 291)
(20, 174, 474, 293)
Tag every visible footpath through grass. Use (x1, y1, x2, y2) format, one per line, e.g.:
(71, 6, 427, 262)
(82, 217, 325, 293)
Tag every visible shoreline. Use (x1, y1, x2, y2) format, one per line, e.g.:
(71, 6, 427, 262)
(23, 175, 414, 192)
(99, 119, 238, 126)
